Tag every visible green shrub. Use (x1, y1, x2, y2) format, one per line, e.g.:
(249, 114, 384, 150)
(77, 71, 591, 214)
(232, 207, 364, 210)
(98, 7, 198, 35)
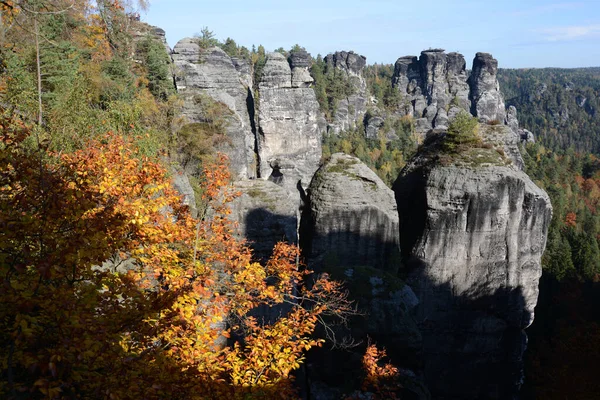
(443, 111, 481, 152)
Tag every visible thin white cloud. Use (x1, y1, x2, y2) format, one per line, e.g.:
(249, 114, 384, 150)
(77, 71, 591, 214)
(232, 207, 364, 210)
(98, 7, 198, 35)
(539, 24, 600, 41)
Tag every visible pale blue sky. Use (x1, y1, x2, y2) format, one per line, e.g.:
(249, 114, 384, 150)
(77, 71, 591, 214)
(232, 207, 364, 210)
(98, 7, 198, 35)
(143, 0, 600, 68)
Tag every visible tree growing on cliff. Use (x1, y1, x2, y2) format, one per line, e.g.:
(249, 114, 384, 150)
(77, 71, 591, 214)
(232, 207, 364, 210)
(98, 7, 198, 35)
(443, 111, 481, 152)
(0, 114, 356, 399)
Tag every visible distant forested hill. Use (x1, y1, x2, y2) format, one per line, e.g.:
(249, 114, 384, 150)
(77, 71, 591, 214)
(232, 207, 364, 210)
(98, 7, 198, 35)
(498, 67, 600, 153)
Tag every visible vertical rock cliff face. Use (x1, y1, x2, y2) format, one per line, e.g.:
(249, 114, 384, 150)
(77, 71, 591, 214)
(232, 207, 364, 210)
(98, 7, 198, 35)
(304, 153, 424, 399)
(392, 49, 471, 132)
(306, 153, 401, 271)
(324, 51, 369, 134)
(393, 136, 552, 399)
(391, 50, 521, 137)
(257, 52, 324, 193)
(468, 52, 507, 123)
(172, 39, 256, 179)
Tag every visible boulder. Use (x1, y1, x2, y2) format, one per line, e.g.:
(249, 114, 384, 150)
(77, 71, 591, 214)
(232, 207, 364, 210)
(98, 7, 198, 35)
(306, 153, 400, 272)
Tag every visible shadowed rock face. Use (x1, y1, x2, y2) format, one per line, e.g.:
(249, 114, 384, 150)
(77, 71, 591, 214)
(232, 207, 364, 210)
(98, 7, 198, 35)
(306, 153, 400, 272)
(304, 153, 424, 398)
(257, 52, 324, 194)
(288, 49, 314, 88)
(172, 40, 256, 180)
(324, 51, 369, 134)
(394, 139, 552, 399)
(227, 180, 298, 262)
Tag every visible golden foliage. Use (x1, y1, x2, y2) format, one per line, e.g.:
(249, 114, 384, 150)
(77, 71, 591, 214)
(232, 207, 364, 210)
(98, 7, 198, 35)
(0, 115, 355, 399)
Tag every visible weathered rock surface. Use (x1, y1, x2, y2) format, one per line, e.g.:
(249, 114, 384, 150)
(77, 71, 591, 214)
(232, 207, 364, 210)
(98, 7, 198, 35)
(172, 40, 256, 179)
(468, 52, 506, 123)
(393, 138, 552, 399)
(392, 49, 471, 133)
(303, 153, 424, 398)
(257, 52, 323, 194)
(305, 153, 400, 271)
(324, 51, 369, 134)
(364, 114, 385, 139)
(288, 49, 314, 88)
(228, 180, 298, 261)
(170, 165, 197, 217)
(507, 105, 535, 145)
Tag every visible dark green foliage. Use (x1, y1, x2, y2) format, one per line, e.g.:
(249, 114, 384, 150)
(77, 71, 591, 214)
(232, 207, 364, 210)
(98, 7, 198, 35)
(363, 63, 403, 110)
(523, 142, 600, 281)
(322, 120, 416, 186)
(138, 36, 174, 101)
(311, 56, 356, 121)
(498, 67, 600, 154)
(196, 26, 220, 49)
(442, 111, 481, 152)
(219, 37, 250, 60)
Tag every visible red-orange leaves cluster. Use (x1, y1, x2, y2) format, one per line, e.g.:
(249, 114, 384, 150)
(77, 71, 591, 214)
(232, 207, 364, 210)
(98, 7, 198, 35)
(0, 116, 353, 399)
(358, 344, 402, 399)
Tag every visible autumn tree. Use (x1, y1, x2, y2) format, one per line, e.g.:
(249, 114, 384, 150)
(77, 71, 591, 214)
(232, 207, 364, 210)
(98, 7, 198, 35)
(0, 112, 357, 399)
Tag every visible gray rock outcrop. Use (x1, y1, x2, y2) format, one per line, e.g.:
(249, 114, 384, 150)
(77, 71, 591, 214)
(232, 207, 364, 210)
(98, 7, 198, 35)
(393, 134, 552, 399)
(392, 50, 517, 134)
(170, 165, 197, 217)
(172, 40, 256, 179)
(468, 52, 506, 123)
(228, 180, 298, 261)
(306, 153, 400, 271)
(304, 153, 424, 399)
(507, 105, 535, 145)
(288, 49, 314, 88)
(324, 51, 369, 134)
(257, 52, 324, 194)
(392, 49, 471, 133)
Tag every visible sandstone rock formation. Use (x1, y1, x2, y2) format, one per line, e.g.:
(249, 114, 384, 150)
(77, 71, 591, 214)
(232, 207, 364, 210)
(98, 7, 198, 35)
(324, 51, 369, 134)
(227, 179, 298, 262)
(393, 132, 552, 399)
(391, 50, 520, 136)
(257, 52, 323, 194)
(392, 49, 470, 133)
(172, 40, 256, 179)
(468, 52, 507, 123)
(288, 49, 314, 88)
(304, 153, 424, 398)
(507, 105, 535, 144)
(305, 153, 400, 272)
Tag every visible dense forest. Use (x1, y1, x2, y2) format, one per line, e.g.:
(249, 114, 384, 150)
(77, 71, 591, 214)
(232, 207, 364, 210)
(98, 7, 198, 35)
(494, 67, 600, 398)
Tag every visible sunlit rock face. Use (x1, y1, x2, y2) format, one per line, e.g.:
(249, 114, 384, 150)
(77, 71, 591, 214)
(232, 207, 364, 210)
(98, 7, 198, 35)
(392, 49, 471, 133)
(468, 52, 507, 124)
(172, 40, 256, 180)
(392, 50, 513, 136)
(324, 51, 369, 134)
(256, 52, 324, 194)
